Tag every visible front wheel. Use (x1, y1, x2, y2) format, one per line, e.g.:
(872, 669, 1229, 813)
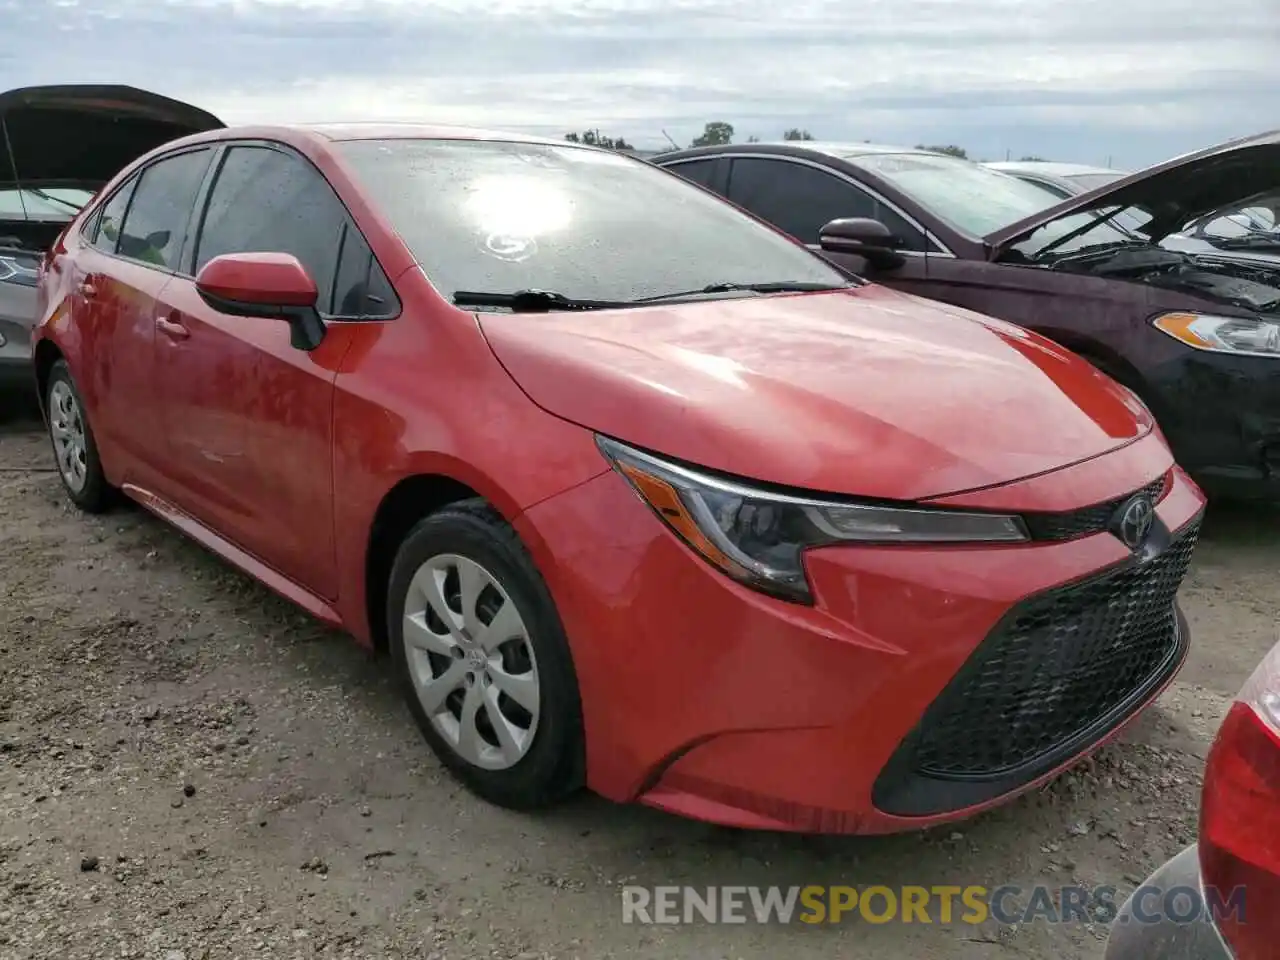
(45, 360, 115, 513)
(387, 500, 584, 810)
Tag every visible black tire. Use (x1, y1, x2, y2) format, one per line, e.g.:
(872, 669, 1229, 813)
(387, 498, 585, 810)
(45, 360, 115, 513)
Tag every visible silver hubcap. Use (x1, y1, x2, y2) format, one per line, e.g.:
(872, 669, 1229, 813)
(403, 554, 540, 770)
(49, 381, 88, 493)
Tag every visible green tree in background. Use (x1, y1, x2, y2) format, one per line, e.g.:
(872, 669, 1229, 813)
(691, 121, 735, 147)
(915, 144, 969, 158)
(783, 128, 815, 141)
(564, 129, 633, 150)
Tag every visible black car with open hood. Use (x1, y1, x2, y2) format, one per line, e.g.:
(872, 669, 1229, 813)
(1, 85, 223, 388)
(656, 130, 1280, 500)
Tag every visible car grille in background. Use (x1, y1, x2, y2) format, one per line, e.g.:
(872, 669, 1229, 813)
(912, 518, 1198, 780)
(1021, 473, 1169, 542)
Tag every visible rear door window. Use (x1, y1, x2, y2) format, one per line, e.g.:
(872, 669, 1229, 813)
(90, 178, 138, 254)
(665, 159, 722, 192)
(117, 149, 213, 270)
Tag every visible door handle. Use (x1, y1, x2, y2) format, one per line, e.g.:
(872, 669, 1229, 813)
(156, 316, 190, 340)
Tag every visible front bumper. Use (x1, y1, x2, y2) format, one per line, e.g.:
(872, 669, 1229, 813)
(1144, 350, 1280, 502)
(514, 443, 1207, 834)
(1103, 845, 1233, 960)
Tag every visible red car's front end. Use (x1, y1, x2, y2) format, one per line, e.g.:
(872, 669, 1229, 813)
(481, 283, 1207, 834)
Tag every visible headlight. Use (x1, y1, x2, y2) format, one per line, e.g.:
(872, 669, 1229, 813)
(0, 255, 38, 287)
(596, 436, 1028, 603)
(1152, 311, 1280, 358)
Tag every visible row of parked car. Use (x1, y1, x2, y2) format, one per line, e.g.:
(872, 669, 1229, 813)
(3, 85, 1276, 960)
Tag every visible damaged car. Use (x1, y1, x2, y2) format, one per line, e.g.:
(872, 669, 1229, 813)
(656, 135, 1280, 500)
(1, 84, 223, 390)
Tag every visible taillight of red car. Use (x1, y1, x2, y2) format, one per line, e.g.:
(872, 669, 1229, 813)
(1198, 639, 1280, 959)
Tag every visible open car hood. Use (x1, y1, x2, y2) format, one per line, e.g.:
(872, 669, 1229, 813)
(986, 129, 1280, 254)
(0, 84, 223, 191)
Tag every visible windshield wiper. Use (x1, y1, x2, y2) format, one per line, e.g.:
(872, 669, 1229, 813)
(454, 281, 854, 313)
(453, 289, 633, 312)
(633, 280, 856, 302)
(27, 189, 83, 213)
(1212, 235, 1280, 251)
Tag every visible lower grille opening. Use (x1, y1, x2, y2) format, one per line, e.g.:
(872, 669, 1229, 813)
(872, 514, 1200, 818)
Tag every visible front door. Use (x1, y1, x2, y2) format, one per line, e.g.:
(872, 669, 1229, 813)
(152, 142, 369, 600)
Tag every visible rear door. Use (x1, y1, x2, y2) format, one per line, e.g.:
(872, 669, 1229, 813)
(152, 141, 394, 599)
(66, 147, 213, 482)
(722, 156, 934, 282)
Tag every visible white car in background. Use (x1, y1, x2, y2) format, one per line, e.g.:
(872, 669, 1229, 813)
(984, 160, 1129, 198)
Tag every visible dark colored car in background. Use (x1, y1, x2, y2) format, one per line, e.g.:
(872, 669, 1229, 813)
(0, 85, 223, 390)
(1103, 636, 1279, 960)
(655, 135, 1280, 501)
(984, 160, 1128, 198)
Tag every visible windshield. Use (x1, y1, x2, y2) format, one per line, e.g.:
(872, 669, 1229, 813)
(337, 139, 849, 304)
(0, 187, 93, 221)
(844, 152, 1066, 237)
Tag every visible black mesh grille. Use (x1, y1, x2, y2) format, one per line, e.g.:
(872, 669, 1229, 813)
(911, 518, 1198, 779)
(1022, 474, 1169, 542)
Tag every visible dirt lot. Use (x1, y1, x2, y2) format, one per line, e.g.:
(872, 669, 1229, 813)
(1, 398, 1277, 960)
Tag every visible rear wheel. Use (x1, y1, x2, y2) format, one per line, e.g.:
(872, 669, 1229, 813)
(387, 500, 584, 809)
(45, 360, 114, 513)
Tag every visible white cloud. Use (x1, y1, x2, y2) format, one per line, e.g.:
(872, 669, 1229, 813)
(2, 0, 1277, 164)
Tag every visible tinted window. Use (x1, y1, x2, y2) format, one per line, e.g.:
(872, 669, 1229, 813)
(666, 159, 718, 189)
(92, 179, 137, 254)
(331, 222, 397, 319)
(727, 158, 929, 251)
(336, 139, 849, 304)
(194, 146, 350, 312)
(117, 149, 212, 269)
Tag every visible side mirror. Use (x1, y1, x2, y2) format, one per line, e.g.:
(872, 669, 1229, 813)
(195, 252, 326, 351)
(818, 218, 906, 270)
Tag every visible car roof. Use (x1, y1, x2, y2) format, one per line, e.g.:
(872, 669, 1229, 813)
(169, 122, 579, 149)
(655, 141, 941, 164)
(986, 161, 1127, 178)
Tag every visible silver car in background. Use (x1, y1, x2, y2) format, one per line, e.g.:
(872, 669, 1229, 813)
(0, 84, 223, 392)
(984, 160, 1128, 199)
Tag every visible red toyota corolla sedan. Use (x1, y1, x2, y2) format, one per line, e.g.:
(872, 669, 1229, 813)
(31, 124, 1205, 834)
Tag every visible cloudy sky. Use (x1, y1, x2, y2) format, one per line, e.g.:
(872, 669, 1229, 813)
(2, 0, 1277, 167)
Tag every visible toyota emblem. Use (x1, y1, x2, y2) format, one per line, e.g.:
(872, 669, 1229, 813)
(1113, 495, 1155, 550)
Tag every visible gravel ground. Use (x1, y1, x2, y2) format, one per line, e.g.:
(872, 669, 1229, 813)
(1, 397, 1277, 960)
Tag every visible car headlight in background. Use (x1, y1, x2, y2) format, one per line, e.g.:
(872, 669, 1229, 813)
(596, 436, 1028, 603)
(0, 255, 38, 287)
(1153, 311, 1280, 358)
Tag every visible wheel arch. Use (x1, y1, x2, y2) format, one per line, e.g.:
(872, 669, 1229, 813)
(363, 472, 489, 655)
(32, 337, 65, 419)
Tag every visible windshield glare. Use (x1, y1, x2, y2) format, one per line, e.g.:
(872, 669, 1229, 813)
(844, 152, 1065, 237)
(338, 139, 849, 304)
(0, 187, 93, 220)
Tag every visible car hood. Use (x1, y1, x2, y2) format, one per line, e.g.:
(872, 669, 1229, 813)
(0, 85, 224, 191)
(987, 130, 1280, 253)
(478, 285, 1153, 501)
